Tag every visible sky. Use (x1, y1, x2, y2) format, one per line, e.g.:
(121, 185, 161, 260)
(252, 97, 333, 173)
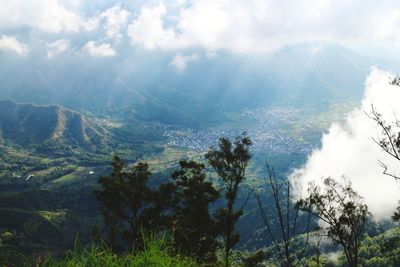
(0, 0, 400, 65)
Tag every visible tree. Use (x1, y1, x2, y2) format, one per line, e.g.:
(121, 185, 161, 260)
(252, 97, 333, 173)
(94, 156, 222, 260)
(298, 177, 369, 267)
(256, 164, 311, 267)
(368, 76, 400, 221)
(170, 160, 220, 262)
(368, 105, 400, 181)
(205, 133, 252, 267)
(94, 156, 156, 250)
(391, 76, 400, 86)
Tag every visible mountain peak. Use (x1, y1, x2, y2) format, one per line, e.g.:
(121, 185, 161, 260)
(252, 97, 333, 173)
(0, 100, 108, 149)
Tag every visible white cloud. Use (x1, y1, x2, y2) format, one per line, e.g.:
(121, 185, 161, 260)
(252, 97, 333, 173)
(47, 39, 70, 58)
(374, 9, 400, 42)
(127, 3, 177, 50)
(290, 68, 400, 221)
(81, 16, 100, 32)
(0, 35, 28, 56)
(100, 4, 130, 40)
(0, 0, 399, 56)
(176, 0, 186, 5)
(83, 41, 116, 57)
(0, 0, 79, 32)
(175, 0, 242, 51)
(0, 0, 98, 33)
(127, 1, 251, 52)
(169, 53, 198, 73)
(126, 0, 400, 53)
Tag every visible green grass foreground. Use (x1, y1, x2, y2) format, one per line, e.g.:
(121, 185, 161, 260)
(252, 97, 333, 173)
(38, 238, 201, 267)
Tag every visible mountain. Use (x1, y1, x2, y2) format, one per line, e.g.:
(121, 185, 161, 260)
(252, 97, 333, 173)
(0, 43, 391, 128)
(0, 100, 109, 149)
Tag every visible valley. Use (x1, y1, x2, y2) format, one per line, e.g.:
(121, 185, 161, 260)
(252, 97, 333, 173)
(0, 100, 355, 189)
(0, 97, 356, 262)
(0, 34, 398, 264)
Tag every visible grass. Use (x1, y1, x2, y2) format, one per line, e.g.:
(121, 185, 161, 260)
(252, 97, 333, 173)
(146, 146, 202, 173)
(51, 172, 77, 184)
(38, 210, 67, 224)
(50, 167, 89, 184)
(38, 236, 200, 267)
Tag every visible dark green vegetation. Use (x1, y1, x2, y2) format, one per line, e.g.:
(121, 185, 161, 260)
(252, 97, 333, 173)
(1, 99, 399, 266)
(35, 135, 399, 267)
(32, 236, 200, 267)
(1, 51, 400, 265)
(298, 178, 369, 267)
(170, 160, 220, 262)
(0, 100, 109, 149)
(93, 135, 252, 265)
(205, 135, 252, 267)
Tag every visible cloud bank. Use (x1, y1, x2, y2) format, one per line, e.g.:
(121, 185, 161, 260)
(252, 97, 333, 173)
(290, 68, 400, 220)
(0, 0, 96, 33)
(126, 0, 400, 53)
(0, 0, 399, 58)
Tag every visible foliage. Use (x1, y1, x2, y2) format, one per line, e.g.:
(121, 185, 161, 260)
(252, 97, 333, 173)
(38, 235, 199, 267)
(170, 160, 220, 262)
(205, 133, 252, 267)
(358, 227, 400, 267)
(241, 250, 266, 267)
(4, 125, 400, 267)
(298, 177, 369, 267)
(94, 156, 224, 261)
(94, 156, 165, 250)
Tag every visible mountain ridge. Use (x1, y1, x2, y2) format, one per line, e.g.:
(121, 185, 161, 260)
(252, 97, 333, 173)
(0, 43, 386, 128)
(0, 100, 109, 149)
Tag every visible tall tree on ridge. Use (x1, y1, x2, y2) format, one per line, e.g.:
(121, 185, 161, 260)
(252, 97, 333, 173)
(205, 133, 252, 267)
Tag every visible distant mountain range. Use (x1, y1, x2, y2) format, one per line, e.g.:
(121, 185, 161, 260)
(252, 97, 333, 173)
(0, 43, 398, 127)
(0, 100, 109, 149)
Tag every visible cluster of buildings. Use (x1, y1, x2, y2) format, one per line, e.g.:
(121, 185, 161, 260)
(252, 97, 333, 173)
(163, 107, 318, 154)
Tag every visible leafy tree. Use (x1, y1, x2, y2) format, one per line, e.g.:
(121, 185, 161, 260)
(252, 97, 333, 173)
(170, 160, 220, 262)
(298, 177, 369, 267)
(358, 230, 400, 267)
(205, 133, 252, 267)
(256, 164, 311, 267)
(242, 250, 266, 267)
(94, 156, 157, 250)
(94, 156, 220, 260)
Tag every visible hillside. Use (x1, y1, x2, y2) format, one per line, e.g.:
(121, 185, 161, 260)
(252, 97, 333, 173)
(0, 100, 109, 150)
